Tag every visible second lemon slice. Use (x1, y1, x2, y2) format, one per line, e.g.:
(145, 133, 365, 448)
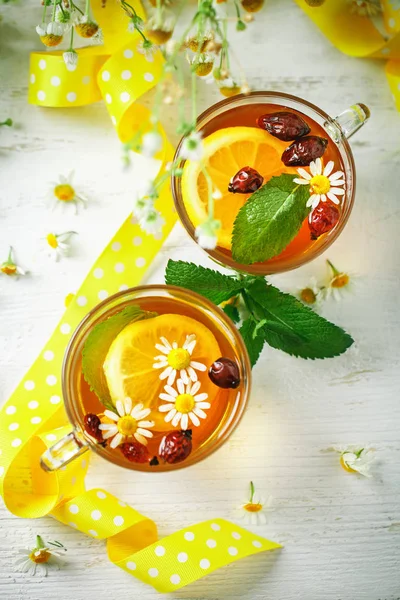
(181, 126, 285, 250)
(103, 313, 221, 428)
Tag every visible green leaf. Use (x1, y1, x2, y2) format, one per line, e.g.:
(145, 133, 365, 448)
(239, 318, 265, 367)
(165, 260, 245, 305)
(82, 305, 156, 410)
(232, 174, 310, 264)
(245, 278, 354, 359)
(222, 303, 240, 324)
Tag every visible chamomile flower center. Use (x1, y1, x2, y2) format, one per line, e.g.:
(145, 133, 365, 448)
(29, 549, 51, 564)
(167, 348, 191, 370)
(175, 393, 195, 414)
(117, 415, 137, 436)
(243, 502, 263, 513)
(310, 174, 330, 195)
(1, 265, 16, 275)
(54, 183, 75, 202)
(46, 233, 59, 249)
(300, 287, 316, 304)
(340, 455, 357, 473)
(331, 273, 350, 288)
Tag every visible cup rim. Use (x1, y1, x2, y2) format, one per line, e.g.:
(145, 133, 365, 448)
(62, 283, 252, 472)
(171, 90, 356, 275)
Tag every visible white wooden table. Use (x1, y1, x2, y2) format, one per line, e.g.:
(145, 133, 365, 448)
(1, 1, 400, 598)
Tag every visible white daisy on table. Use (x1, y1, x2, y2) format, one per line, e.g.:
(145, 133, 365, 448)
(1, 246, 26, 277)
(297, 276, 324, 306)
(15, 536, 66, 577)
(324, 259, 356, 301)
(294, 158, 346, 210)
(153, 333, 207, 386)
(43, 231, 77, 261)
(99, 398, 155, 448)
(159, 379, 210, 430)
(240, 482, 272, 526)
(334, 445, 375, 478)
(49, 172, 87, 213)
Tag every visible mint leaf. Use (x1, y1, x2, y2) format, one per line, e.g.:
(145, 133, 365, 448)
(239, 318, 265, 367)
(245, 278, 354, 359)
(232, 174, 310, 264)
(82, 305, 156, 409)
(165, 260, 245, 305)
(222, 303, 240, 324)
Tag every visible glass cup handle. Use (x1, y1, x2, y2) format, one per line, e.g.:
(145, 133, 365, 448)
(40, 430, 89, 472)
(325, 103, 370, 142)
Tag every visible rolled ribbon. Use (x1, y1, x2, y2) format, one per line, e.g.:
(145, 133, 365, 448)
(1, 0, 281, 592)
(295, 0, 400, 110)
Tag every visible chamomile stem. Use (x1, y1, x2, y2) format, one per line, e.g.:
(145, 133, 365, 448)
(249, 481, 255, 503)
(191, 71, 197, 127)
(42, 2, 47, 24)
(69, 25, 74, 50)
(85, 0, 90, 17)
(52, 0, 57, 22)
(326, 259, 340, 276)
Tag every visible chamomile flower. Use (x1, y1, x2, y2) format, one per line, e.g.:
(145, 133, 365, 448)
(74, 15, 99, 38)
(1, 247, 26, 277)
(139, 209, 165, 236)
(15, 536, 66, 577)
(137, 39, 159, 61)
(49, 172, 87, 213)
(239, 482, 272, 525)
(43, 231, 77, 262)
(159, 379, 210, 430)
(334, 445, 375, 477)
(324, 259, 356, 301)
(99, 399, 155, 448)
(347, 0, 382, 17)
(141, 131, 163, 158)
(294, 158, 346, 210)
(218, 78, 242, 97)
(195, 218, 221, 250)
(47, 21, 64, 36)
(35, 23, 47, 36)
(298, 276, 323, 306)
(153, 333, 207, 385)
(63, 50, 79, 68)
(179, 131, 204, 162)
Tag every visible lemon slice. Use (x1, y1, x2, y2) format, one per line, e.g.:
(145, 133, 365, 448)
(103, 313, 221, 429)
(181, 126, 285, 250)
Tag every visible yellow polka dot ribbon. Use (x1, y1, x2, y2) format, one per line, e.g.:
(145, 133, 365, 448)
(1, 0, 281, 592)
(295, 0, 400, 110)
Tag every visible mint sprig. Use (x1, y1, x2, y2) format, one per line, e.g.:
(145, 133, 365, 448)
(165, 260, 354, 366)
(231, 174, 310, 264)
(82, 304, 156, 410)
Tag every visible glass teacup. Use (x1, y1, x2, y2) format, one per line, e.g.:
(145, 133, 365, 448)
(172, 91, 370, 275)
(40, 285, 251, 472)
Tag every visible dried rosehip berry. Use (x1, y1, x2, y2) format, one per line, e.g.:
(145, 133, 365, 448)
(120, 441, 150, 464)
(282, 136, 328, 167)
(308, 203, 340, 240)
(228, 167, 263, 194)
(83, 413, 103, 441)
(209, 357, 240, 389)
(159, 430, 192, 464)
(257, 111, 311, 141)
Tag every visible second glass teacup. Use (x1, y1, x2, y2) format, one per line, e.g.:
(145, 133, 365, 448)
(41, 285, 251, 472)
(172, 91, 369, 275)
